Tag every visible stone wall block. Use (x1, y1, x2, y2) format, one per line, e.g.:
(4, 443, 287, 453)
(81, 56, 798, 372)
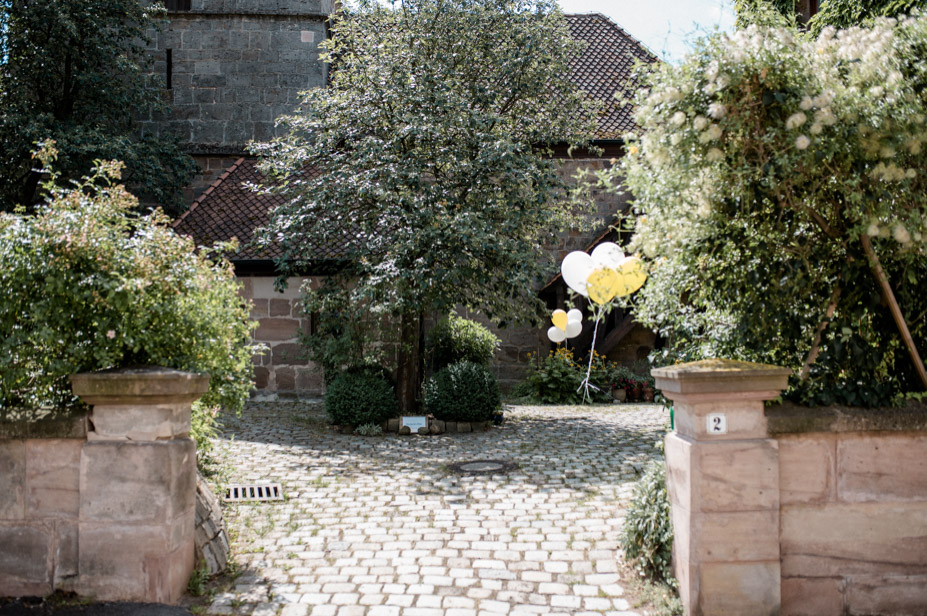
(0, 522, 52, 596)
(89, 403, 190, 441)
(692, 510, 780, 562)
(780, 577, 845, 616)
(843, 574, 927, 615)
(695, 439, 779, 512)
(779, 435, 836, 505)
(269, 298, 292, 317)
(80, 439, 195, 524)
(78, 523, 171, 601)
(255, 317, 300, 341)
(673, 399, 768, 440)
(837, 434, 927, 502)
(54, 520, 79, 586)
(251, 276, 304, 300)
(275, 366, 296, 391)
(698, 561, 781, 616)
(272, 342, 307, 365)
(26, 439, 81, 518)
(781, 502, 927, 577)
(664, 433, 692, 511)
(0, 439, 26, 519)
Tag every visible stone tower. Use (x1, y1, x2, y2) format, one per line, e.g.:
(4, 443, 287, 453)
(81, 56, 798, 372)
(141, 0, 334, 199)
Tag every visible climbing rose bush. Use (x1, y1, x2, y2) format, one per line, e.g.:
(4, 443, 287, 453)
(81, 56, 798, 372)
(607, 15, 927, 405)
(0, 145, 259, 413)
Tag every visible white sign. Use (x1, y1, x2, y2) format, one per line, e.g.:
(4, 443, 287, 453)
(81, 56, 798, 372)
(401, 416, 428, 432)
(706, 413, 728, 435)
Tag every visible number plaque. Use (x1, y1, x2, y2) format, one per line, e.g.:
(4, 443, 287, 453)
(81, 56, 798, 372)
(706, 413, 727, 435)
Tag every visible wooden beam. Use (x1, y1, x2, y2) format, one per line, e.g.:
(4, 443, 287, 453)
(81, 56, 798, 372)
(599, 313, 635, 355)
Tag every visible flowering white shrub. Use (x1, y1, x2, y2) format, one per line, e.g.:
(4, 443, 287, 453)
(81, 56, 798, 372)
(611, 14, 927, 405)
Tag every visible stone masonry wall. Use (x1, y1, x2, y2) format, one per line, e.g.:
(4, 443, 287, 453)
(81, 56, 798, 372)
(141, 0, 332, 154)
(240, 276, 323, 396)
(776, 428, 927, 614)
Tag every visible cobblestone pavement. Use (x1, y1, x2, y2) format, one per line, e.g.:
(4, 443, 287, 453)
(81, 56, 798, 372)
(206, 401, 669, 616)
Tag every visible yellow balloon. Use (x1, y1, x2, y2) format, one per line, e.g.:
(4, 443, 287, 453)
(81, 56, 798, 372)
(586, 267, 620, 305)
(551, 309, 568, 331)
(615, 257, 647, 297)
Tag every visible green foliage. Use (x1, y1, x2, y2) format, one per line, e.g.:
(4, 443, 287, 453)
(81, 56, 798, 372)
(525, 348, 584, 404)
(298, 288, 395, 384)
(426, 314, 500, 371)
(424, 361, 501, 423)
(621, 460, 675, 586)
(254, 0, 599, 398)
(612, 16, 927, 406)
(324, 370, 399, 428)
(191, 402, 222, 473)
(0, 0, 196, 212)
(0, 146, 258, 414)
(808, 0, 927, 34)
(354, 422, 384, 436)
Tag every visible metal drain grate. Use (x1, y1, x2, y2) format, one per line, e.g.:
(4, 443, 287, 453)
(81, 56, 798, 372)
(224, 483, 284, 502)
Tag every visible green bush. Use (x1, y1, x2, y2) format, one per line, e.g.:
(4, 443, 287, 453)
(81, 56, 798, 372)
(425, 361, 501, 423)
(325, 370, 398, 428)
(525, 347, 584, 404)
(0, 146, 257, 414)
(426, 314, 500, 371)
(621, 460, 675, 586)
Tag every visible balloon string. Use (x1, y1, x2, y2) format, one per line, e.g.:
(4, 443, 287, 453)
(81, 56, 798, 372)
(580, 306, 602, 404)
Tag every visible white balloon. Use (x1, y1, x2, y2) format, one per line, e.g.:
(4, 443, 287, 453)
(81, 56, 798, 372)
(591, 242, 625, 269)
(567, 308, 583, 323)
(561, 251, 594, 297)
(547, 325, 567, 343)
(565, 320, 582, 338)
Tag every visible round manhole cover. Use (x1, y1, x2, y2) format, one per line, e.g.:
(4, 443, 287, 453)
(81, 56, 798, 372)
(447, 459, 517, 475)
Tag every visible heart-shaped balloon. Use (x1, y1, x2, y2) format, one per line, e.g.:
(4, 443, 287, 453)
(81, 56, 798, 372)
(587, 267, 620, 305)
(551, 309, 568, 331)
(561, 251, 594, 297)
(615, 256, 647, 297)
(547, 325, 567, 343)
(565, 320, 582, 338)
(591, 242, 625, 269)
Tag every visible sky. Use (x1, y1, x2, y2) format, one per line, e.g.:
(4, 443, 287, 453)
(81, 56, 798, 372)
(557, 0, 737, 63)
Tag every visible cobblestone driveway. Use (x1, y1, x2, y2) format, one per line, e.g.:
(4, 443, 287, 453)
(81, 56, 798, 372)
(206, 401, 668, 616)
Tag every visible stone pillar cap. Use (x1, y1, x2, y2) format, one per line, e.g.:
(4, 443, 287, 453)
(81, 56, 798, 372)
(652, 358, 791, 396)
(70, 367, 210, 406)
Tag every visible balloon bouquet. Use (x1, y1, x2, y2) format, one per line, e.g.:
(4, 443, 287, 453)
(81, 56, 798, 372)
(547, 242, 647, 403)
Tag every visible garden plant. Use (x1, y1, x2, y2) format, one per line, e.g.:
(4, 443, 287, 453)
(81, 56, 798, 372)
(604, 13, 927, 406)
(0, 144, 257, 415)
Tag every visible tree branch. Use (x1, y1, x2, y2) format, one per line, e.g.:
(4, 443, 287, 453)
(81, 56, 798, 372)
(860, 233, 927, 390)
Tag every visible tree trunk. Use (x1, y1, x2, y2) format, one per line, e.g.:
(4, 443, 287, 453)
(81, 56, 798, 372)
(860, 234, 927, 390)
(395, 310, 422, 413)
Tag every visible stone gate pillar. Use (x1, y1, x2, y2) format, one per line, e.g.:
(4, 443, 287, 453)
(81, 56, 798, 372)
(652, 359, 790, 616)
(70, 368, 209, 603)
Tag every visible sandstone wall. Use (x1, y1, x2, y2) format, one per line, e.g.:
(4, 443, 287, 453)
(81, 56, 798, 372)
(774, 422, 927, 615)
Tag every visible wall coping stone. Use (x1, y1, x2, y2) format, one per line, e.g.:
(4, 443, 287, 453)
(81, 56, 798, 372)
(766, 400, 927, 435)
(652, 358, 791, 396)
(0, 407, 88, 439)
(70, 368, 210, 406)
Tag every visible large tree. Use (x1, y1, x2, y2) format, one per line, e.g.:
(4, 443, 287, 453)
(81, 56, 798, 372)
(254, 0, 597, 410)
(0, 0, 195, 213)
(609, 14, 927, 406)
(735, 0, 927, 32)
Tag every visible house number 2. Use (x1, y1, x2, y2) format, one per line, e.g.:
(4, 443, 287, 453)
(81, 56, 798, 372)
(706, 413, 727, 435)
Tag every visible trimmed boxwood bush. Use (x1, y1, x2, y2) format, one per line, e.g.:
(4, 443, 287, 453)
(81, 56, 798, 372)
(425, 361, 500, 423)
(324, 369, 398, 428)
(426, 314, 500, 371)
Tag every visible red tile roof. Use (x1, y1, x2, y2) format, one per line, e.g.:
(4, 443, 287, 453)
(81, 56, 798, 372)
(566, 13, 658, 139)
(173, 14, 656, 260)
